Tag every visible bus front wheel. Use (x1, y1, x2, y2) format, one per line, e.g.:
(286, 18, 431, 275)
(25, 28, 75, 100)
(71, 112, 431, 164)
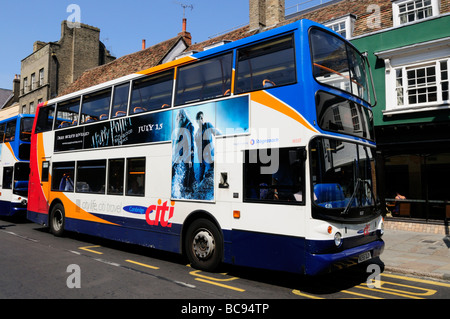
(185, 218, 223, 272)
(50, 203, 65, 237)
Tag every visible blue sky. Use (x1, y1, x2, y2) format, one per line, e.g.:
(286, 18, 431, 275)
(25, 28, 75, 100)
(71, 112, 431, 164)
(0, 0, 250, 89)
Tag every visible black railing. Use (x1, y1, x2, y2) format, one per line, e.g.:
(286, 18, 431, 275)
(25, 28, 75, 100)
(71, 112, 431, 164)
(385, 198, 450, 222)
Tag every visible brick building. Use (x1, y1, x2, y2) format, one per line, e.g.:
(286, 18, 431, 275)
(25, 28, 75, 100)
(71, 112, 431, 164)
(18, 21, 115, 115)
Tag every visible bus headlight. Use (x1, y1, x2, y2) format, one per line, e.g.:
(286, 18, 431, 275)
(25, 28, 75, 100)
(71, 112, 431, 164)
(21, 199, 27, 206)
(334, 232, 343, 247)
(380, 219, 384, 236)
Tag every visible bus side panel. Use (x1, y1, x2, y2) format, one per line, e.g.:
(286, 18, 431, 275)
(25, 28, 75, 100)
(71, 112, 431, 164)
(0, 201, 12, 216)
(231, 230, 306, 274)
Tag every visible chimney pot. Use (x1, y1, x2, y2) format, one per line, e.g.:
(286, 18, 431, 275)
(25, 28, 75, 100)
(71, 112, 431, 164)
(178, 18, 192, 46)
(183, 18, 187, 32)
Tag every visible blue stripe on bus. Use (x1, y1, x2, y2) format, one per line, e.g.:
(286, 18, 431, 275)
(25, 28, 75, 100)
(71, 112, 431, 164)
(66, 214, 182, 254)
(305, 239, 385, 275)
(0, 200, 27, 217)
(231, 229, 307, 274)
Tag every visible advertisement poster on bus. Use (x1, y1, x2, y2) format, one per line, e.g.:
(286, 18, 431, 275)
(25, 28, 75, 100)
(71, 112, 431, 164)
(54, 95, 249, 202)
(171, 96, 249, 201)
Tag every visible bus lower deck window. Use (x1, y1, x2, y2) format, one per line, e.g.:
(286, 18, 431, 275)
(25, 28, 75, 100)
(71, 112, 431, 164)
(243, 147, 305, 204)
(126, 158, 145, 196)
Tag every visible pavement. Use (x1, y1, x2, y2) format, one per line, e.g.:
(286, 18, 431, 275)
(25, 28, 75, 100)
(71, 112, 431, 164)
(381, 229, 450, 281)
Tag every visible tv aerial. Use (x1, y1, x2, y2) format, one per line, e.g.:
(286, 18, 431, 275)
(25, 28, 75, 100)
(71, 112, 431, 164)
(175, 1, 194, 18)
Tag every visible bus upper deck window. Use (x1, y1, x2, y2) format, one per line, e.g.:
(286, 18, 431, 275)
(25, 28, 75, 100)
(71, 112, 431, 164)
(20, 117, 34, 141)
(236, 35, 296, 93)
(112, 83, 130, 118)
(0, 123, 5, 143)
(4, 120, 16, 142)
(35, 105, 55, 133)
(175, 54, 233, 106)
(130, 70, 174, 114)
(310, 28, 371, 104)
(81, 89, 111, 124)
(55, 99, 80, 130)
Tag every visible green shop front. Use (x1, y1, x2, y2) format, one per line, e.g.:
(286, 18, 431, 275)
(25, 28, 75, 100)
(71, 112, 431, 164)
(351, 15, 450, 223)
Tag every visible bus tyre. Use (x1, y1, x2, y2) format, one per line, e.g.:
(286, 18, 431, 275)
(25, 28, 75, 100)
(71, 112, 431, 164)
(50, 203, 65, 237)
(185, 219, 223, 272)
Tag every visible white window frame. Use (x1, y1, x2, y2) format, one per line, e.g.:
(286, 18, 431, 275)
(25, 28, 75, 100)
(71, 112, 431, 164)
(395, 59, 449, 107)
(23, 77, 28, 93)
(376, 37, 450, 115)
(324, 15, 356, 39)
(31, 73, 36, 91)
(30, 101, 35, 114)
(392, 0, 441, 27)
(39, 68, 44, 87)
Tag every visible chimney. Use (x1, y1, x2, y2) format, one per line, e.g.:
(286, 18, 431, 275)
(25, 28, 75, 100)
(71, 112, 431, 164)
(266, 0, 285, 27)
(249, 0, 285, 31)
(12, 75, 20, 103)
(142, 39, 146, 50)
(33, 41, 47, 52)
(178, 18, 192, 46)
(183, 18, 187, 32)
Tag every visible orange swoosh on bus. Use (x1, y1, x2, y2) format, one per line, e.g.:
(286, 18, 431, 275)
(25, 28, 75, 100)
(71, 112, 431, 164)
(53, 192, 119, 226)
(37, 134, 118, 226)
(250, 91, 318, 133)
(5, 142, 18, 162)
(136, 56, 197, 77)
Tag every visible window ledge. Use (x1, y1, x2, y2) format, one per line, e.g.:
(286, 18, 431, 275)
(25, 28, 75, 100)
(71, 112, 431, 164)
(383, 102, 450, 116)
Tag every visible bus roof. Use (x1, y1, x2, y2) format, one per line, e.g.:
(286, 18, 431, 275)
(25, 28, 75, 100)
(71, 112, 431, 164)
(39, 19, 339, 109)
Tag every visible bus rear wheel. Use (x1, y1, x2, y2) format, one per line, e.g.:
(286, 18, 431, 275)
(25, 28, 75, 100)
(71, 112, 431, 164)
(50, 203, 65, 237)
(185, 218, 223, 272)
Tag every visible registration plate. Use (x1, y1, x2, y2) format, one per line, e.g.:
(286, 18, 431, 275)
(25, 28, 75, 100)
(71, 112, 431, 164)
(358, 251, 372, 263)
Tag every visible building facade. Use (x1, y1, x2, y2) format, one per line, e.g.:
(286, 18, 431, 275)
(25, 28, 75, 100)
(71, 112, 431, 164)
(352, 11, 450, 222)
(286, 0, 450, 223)
(19, 21, 115, 115)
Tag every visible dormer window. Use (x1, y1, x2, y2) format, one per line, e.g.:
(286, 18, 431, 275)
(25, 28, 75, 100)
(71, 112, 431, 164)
(324, 15, 356, 39)
(393, 0, 440, 26)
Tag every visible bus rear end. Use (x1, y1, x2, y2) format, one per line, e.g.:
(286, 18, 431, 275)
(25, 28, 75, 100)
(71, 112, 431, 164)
(0, 115, 33, 217)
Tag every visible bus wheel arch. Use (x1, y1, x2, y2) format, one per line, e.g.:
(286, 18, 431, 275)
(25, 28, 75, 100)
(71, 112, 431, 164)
(48, 199, 65, 237)
(182, 211, 224, 272)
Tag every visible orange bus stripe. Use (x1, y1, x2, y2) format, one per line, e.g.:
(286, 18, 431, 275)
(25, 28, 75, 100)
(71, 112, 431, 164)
(250, 91, 318, 133)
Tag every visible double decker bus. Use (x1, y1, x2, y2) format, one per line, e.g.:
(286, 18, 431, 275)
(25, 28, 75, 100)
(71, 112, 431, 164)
(27, 20, 384, 275)
(0, 114, 34, 217)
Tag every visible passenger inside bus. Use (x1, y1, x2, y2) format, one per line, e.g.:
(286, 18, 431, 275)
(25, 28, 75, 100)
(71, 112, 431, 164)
(59, 174, 74, 192)
(245, 148, 305, 203)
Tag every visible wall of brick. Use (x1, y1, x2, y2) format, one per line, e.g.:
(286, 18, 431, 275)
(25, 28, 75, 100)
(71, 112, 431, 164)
(385, 220, 449, 235)
(250, 0, 285, 30)
(18, 21, 115, 113)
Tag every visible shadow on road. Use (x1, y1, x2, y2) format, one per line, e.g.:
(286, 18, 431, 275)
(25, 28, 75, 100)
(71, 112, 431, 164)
(25, 222, 388, 296)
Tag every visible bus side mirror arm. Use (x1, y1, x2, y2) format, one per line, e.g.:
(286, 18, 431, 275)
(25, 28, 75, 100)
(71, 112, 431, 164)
(363, 52, 378, 107)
